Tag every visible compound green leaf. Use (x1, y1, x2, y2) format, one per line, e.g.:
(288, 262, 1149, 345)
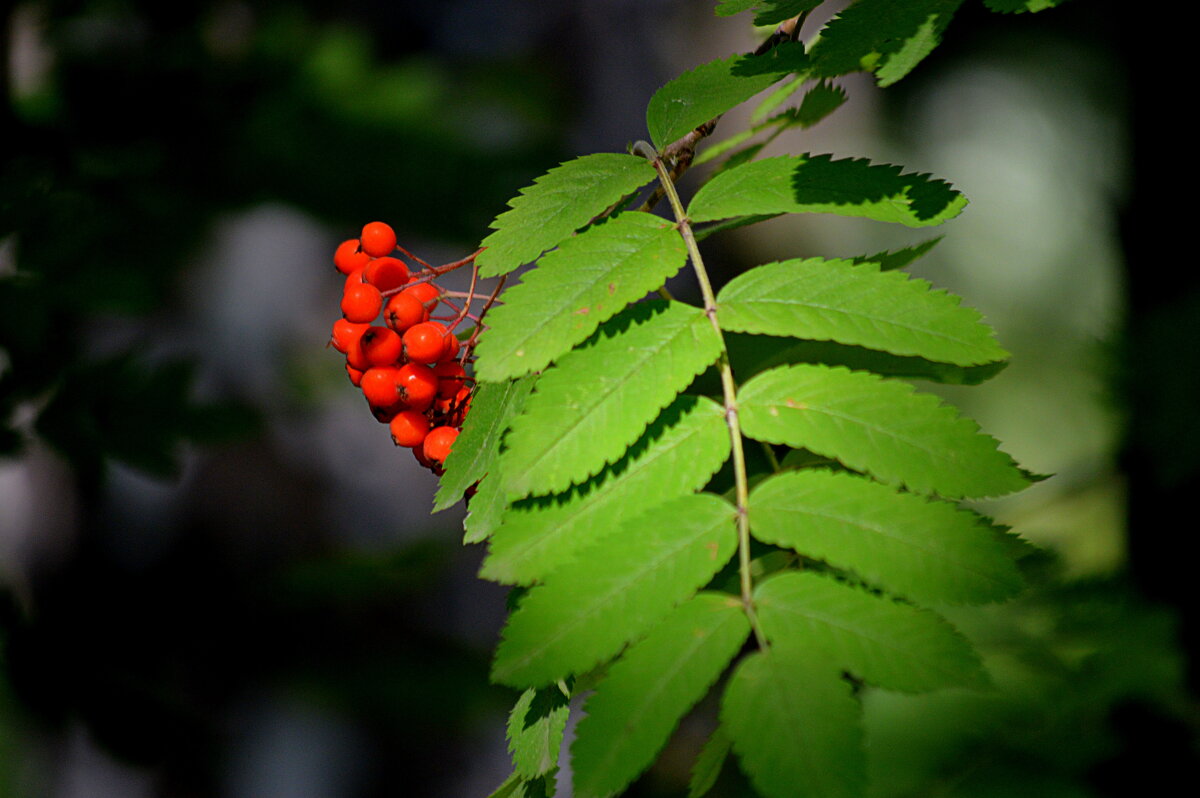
(693, 214, 784, 243)
(697, 107, 802, 167)
(572, 593, 750, 798)
(756, 571, 989, 692)
(487, 773, 556, 798)
(501, 301, 721, 499)
(722, 647, 866, 798)
(984, 0, 1069, 12)
(725, 333, 1007, 386)
(463, 468, 509, 544)
(482, 395, 729, 585)
(436, 375, 536, 512)
(794, 81, 849, 127)
(852, 237, 942, 271)
(507, 685, 570, 779)
(715, 0, 760, 15)
(689, 154, 966, 227)
(646, 42, 809, 150)
(753, 1, 825, 26)
(475, 213, 687, 381)
(716, 258, 1008, 367)
(714, 0, 824, 26)
(688, 725, 732, 798)
(811, 0, 965, 86)
(476, 154, 658, 278)
(738, 364, 1029, 498)
(749, 470, 1024, 605)
(491, 493, 738, 688)
(750, 75, 806, 124)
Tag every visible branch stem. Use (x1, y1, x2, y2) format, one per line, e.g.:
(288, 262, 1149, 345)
(650, 156, 766, 650)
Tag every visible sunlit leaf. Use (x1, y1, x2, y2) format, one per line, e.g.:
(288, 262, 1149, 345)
(501, 301, 721, 498)
(477, 154, 658, 278)
(722, 647, 866, 798)
(646, 42, 808, 150)
(491, 493, 737, 687)
(507, 685, 570, 779)
(572, 593, 750, 798)
(811, 0, 965, 86)
(436, 375, 536, 512)
(474, 212, 687, 381)
(717, 258, 1008, 366)
(749, 469, 1024, 604)
(738, 364, 1029, 498)
(482, 395, 730, 585)
(688, 154, 966, 227)
(756, 571, 989, 691)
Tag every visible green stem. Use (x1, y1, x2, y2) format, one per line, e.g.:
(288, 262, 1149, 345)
(650, 155, 767, 650)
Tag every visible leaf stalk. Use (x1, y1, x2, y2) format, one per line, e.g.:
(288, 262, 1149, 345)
(650, 155, 766, 650)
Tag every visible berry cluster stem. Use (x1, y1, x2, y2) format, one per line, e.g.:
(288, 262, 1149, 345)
(650, 154, 766, 650)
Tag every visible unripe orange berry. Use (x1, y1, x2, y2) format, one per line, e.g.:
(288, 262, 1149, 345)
(342, 282, 383, 323)
(363, 257, 410, 292)
(330, 319, 369, 354)
(360, 221, 397, 258)
(395, 362, 438, 410)
(384, 292, 427, 333)
(389, 410, 430, 448)
(403, 321, 448, 364)
(334, 239, 370, 275)
(423, 426, 459, 464)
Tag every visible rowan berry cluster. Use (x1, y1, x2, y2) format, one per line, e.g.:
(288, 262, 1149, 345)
(329, 221, 481, 475)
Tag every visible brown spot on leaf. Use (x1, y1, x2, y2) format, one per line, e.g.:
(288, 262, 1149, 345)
(574, 307, 589, 315)
(705, 541, 719, 560)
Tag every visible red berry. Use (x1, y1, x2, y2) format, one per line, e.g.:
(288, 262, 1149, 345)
(360, 221, 397, 258)
(346, 363, 365, 386)
(345, 340, 372, 371)
(383, 292, 427, 333)
(413, 445, 439, 471)
(360, 367, 401, 407)
(359, 326, 403, 367)
(395, 362, 438, 410)
(330, 319, 369, 354)
(363, 257, 410, 292)
(371, 402, 404, 424)
(389, 410, 430, 448)
(423, 426, 459, 464)
(432, 361, 466, 399)
(401, 281, 440, 313)
(403, 321, 448, 364)
(344, 267, 366, 291)
(442, 331, 461, 362)
(342, 282, 383, 323)
(334, 239, 369, 275)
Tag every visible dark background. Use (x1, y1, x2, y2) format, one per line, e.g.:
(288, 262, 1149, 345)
(1, 1, 1195, 796)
